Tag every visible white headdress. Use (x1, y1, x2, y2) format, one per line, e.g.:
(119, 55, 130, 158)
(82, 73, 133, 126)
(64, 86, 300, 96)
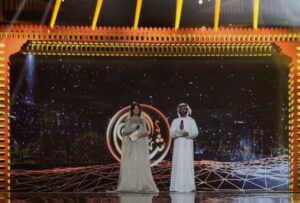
(177, 103, 192, 117)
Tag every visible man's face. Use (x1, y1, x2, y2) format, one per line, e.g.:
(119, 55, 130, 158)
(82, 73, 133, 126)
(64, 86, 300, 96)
(179, 107, 188, 117)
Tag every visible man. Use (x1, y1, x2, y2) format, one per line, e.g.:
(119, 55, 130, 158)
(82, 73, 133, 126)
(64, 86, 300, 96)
(170, 103, 199, 192)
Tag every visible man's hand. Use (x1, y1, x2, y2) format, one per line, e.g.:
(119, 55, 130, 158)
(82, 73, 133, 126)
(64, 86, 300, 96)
(182, 132, 189, 137)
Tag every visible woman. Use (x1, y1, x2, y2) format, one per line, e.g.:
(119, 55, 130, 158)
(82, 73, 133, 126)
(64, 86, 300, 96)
(116, 102, 159, 193)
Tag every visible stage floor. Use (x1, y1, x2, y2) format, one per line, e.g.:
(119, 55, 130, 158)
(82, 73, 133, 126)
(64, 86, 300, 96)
(4, 192, 299, 202)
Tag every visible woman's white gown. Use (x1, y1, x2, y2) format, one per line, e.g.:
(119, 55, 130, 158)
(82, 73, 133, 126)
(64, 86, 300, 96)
(116, 117, 159, 193)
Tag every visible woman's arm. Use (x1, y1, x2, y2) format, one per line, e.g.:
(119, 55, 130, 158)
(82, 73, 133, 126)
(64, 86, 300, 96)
(123, 119, 135, 136)
(138, 119, 149, 137)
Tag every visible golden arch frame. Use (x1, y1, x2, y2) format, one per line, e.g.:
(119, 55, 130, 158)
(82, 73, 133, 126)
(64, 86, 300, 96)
(0, 25, 299, 192)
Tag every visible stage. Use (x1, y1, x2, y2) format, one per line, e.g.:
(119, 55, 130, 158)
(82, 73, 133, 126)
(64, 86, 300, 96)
(5, 191, 297, 202)
(1, 0, 300, 199)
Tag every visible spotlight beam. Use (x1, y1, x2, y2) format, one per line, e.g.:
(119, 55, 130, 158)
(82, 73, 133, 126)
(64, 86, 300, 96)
(91, 0, 104, 30)
(175, 0, 183, 31)
(50, 0, 62, 28)
(133, 0, 143, 29)
(214, 0, 221, 30)
(253, 0, 260, 30)
(40, 0, 55, 26)
(1, 0, 27, 39)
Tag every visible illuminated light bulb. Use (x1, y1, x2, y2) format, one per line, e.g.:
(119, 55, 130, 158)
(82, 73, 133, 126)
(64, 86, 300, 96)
(198, 0, 203, 5)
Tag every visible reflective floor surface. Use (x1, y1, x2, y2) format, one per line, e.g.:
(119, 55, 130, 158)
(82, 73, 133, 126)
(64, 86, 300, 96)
(2, 192, 300, 203)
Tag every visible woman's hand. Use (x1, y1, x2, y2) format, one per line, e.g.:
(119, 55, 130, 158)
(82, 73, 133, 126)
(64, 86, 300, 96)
(123, 127, 136, 136)
(137, 131, 149, 138)
(129, 128, 136, 134)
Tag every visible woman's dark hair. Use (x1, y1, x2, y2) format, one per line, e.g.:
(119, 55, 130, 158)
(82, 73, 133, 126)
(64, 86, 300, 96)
(130, 102, 141, 117)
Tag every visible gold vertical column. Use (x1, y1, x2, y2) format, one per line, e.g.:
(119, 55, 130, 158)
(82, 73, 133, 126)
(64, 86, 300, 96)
(289, 62, 295, 191)
(289, 45, 300, 192)
(253, 0, 260, 30)
(91, 0, 104, 30)
(214, 0, 221, 30)
(175, 0, 183, 31)
(0, 42, 10, 192)
(133, 0, 143, 29)
(294, 46, 300, 191)
(50, 0, 62, 28)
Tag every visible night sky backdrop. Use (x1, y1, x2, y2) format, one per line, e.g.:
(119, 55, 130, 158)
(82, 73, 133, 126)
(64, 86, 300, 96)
(9, 54, 289, 168)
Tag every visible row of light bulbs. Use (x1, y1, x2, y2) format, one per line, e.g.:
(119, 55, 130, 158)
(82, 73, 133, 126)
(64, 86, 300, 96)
(198, 0, 212, 5)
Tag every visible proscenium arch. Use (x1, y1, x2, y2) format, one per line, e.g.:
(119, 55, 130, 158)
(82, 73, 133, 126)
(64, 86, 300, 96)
(0, 25, 299, 193)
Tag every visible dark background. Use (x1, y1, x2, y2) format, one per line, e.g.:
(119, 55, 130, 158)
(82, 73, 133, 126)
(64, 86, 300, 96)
(9, 54, 289, 169)
(1, 0, 299, 27)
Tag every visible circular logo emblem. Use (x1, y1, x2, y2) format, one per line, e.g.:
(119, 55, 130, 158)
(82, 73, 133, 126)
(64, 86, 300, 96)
(106, 104, 171, 167)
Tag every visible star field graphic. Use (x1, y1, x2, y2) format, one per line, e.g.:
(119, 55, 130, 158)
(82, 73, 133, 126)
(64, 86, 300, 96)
(10, 54, 289, 170)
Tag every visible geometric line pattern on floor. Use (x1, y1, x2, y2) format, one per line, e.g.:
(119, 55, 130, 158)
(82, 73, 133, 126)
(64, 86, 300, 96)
(11, 155, 288, 192)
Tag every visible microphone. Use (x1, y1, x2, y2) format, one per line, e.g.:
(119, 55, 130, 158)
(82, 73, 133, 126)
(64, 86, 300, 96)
(180, 120, 184, 130)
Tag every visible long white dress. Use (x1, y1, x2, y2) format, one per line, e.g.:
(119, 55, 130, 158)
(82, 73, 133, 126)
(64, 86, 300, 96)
(119, 193, 155, 203)
(116, 117, 159, 193)
(170, 116, 198, 192)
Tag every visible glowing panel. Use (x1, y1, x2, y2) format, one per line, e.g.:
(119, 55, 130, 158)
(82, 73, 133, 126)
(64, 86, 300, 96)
(106, 104, 171, 167)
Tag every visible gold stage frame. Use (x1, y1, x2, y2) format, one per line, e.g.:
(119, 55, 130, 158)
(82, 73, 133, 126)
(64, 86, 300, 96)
(0, 25, 299, 192)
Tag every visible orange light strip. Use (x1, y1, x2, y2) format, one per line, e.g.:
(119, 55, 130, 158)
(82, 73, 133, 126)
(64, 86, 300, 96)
(50, 0, 62, 29)
(175, 0, 183, 31)
(0, 42, 9, 192)
(91, 0, 104, 30)
(134, 0, 143, 29)
(295, 46, 300, 191)
(253, 0, 260, 30)
(214, 0, 221, 30)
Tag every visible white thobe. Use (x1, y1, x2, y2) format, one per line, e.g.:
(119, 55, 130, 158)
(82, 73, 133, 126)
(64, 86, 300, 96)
(170, 116, 198, 192)
(170, 193, 195, 203)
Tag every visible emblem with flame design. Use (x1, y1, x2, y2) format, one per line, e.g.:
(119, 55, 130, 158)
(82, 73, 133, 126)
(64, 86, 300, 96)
(106, 104, 171, 167)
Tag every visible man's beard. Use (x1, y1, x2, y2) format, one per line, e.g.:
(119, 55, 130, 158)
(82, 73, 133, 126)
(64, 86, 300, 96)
(179, 111, 187, 117)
